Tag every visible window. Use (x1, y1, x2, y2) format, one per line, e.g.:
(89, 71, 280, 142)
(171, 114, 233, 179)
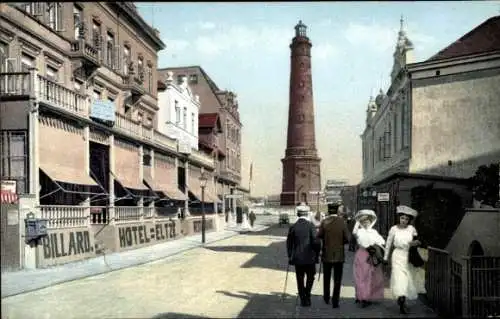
(177, 74, 185, 85)
(21, 54, 35, 72)
(93, 90, 101, 101)
(137, 112, 143, 124)
(191, 112, 195, 134)
(393, 111, 398, 152)
(384, 124, 391, 159)
(73, 5, 82, 40)
(107, 96, 115, 103)
(1, 131, 28, 194)
(146, 117, 152, 127)
(175, 100, 180, 123)
(189, 74, 198, 84)
(46, 65, 58, 82)
(123, 46, 130, 75)
(92, 21, 101, 48)
(147, 64, 153, 92)
(106, 32, 114, 67)
(137, 57, 144, 81)
(183, 107, 187, 129)
(48, 3, 62, 31)
(143, 154, 151, 166)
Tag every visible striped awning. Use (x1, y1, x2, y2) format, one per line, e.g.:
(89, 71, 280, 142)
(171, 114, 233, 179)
(1, 190, 18, 204)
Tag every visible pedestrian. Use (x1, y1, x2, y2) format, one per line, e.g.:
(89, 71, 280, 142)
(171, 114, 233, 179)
(317, 203, 351, 308)
(383, 205, 421, 315)
(286, 202, 321, 307)
(352, 209, 386, 308)
(249, 210, 256, 227)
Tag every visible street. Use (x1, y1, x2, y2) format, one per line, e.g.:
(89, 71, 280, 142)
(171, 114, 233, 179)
(2, 225, 436, 319)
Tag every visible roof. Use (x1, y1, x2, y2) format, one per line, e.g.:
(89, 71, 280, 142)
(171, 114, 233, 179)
(157, 80, 166, 91)
(199, 113, 221, 131)
(426, 15, 500, 62)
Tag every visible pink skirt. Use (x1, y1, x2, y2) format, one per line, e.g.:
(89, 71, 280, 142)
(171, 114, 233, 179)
(353, 247, 385, 301)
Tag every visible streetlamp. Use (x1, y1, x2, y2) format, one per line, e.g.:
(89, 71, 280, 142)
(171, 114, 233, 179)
(199, 172, 208, 244)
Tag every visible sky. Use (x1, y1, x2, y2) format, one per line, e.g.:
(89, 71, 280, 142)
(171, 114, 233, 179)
(136, 1, 499, 197)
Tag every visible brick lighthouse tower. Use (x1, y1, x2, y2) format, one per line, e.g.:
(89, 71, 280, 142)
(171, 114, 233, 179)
(280, 20, 322, 209)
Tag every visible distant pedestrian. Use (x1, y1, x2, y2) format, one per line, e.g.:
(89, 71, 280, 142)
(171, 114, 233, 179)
(317, 203, 351, 308)
(286, 203, 321, 307)
(384, 205, 421, 315)
(249, 210, 256, 227)
(352, 210, 386, 308)
(312, 210, 325, 230)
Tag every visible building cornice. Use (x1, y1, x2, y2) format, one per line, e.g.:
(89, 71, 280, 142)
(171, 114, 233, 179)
(407, 51, 500, 73)
(111, 3, 165, 51)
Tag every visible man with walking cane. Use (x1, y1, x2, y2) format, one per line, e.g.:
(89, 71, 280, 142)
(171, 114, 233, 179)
(317, 203, 351, 308)
(286, 203, 321, 307)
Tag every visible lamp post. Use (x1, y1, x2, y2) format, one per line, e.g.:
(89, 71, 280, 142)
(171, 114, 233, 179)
(199, 172, 208, 244)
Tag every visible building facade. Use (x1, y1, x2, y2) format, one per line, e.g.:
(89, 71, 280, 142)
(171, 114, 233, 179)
(157, 71, 199, 152)
(281, 21, 322, 209)
(157, 66, 242, 215)
(359, 16, 500, 236)
(0, 3, 219, 269)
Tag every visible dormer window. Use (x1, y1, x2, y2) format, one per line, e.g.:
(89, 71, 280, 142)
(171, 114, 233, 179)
(189, 74, 198, 84)
(177, 74, 185, 85)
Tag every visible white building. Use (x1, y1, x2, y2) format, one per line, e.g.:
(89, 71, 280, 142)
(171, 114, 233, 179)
(157, 71, 200, 152)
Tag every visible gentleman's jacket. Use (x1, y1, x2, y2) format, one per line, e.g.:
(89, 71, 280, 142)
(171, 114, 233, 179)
(317, 215, 351, 263)
(287, 218, 321, 265)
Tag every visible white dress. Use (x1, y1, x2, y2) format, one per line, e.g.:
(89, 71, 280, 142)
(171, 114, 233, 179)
(384, 225, 419, 300)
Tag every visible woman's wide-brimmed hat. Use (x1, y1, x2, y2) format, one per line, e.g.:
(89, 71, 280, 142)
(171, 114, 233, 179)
(355, 209, 377, 223)
(396, 205, 418, 217)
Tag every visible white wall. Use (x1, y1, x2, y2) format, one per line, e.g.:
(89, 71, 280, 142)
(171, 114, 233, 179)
(157, 74, 200, 151)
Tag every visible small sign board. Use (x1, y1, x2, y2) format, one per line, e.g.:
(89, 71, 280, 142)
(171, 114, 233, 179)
(90, 100, 116, 123)
(1, 180, 17, 193)
(225, 194, 244, 199)
(377, 193, 390, 202)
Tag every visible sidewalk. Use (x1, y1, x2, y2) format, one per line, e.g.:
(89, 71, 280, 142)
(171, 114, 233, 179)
(1, 223, 270, 298)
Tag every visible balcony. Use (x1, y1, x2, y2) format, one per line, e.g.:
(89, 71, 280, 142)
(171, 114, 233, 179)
(218, 168, 241, 184)
(40, 205, 89, 229)
(190, 150, 215, 169)
(122, 74, 145, 102)
(0, 72, 33, 98)
(38, 75, 89, 116)
(69, 39, 101, 81)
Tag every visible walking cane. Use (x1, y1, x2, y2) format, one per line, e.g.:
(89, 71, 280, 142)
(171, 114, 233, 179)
(282, 264, 290, 301)
(318, 259, 322, 282)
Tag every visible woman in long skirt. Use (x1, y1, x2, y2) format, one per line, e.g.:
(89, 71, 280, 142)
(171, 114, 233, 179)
(384, 205, 421, 314)
(352, 209, 386, 307)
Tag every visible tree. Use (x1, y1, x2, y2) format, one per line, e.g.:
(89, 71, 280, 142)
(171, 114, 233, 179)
(471, 163, 499, 208)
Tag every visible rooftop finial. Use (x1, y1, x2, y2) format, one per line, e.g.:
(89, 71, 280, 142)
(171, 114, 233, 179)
(295, 20, 307, 37)
(400, 15, 404, 31)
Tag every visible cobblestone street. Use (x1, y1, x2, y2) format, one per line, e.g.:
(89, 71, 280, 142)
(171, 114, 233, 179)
(2, 225, 436, 319)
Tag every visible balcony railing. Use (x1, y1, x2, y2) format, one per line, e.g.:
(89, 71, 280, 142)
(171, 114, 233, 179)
(143, 206, 155, 219)
(40, 205, 89, 229)
(115, 206, 142, 222)
(0, 72, 32, 96)
(70, 39, 100, 66)
(38, 75, 88, 116)
(115, 112, 141, 136)
(154, 130, 177, 150)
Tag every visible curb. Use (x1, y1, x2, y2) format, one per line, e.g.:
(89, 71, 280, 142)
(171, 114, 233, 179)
(2, 227, 269, 298)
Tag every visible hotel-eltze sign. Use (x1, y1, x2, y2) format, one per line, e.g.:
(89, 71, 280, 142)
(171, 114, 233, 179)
(117, 221, 177, 248)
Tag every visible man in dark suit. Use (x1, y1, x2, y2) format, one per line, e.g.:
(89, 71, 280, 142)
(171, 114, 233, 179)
(317, 203, 351, 308)
(287, 203, 321, 307)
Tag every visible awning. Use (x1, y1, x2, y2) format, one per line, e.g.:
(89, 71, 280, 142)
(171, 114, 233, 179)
(205, 190, 221, 203)
(112, 170, 148, 191)
(144, 171, 186, 201)
(40, 164, 98, 186)
(1, 190, 18, 204)
(187, 184, 202, 202)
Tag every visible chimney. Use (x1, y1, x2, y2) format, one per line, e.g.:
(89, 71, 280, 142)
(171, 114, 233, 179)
(165, 71, 174, 83)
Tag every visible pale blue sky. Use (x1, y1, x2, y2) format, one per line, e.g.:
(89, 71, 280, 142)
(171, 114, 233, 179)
(136, 1, 499, 196)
